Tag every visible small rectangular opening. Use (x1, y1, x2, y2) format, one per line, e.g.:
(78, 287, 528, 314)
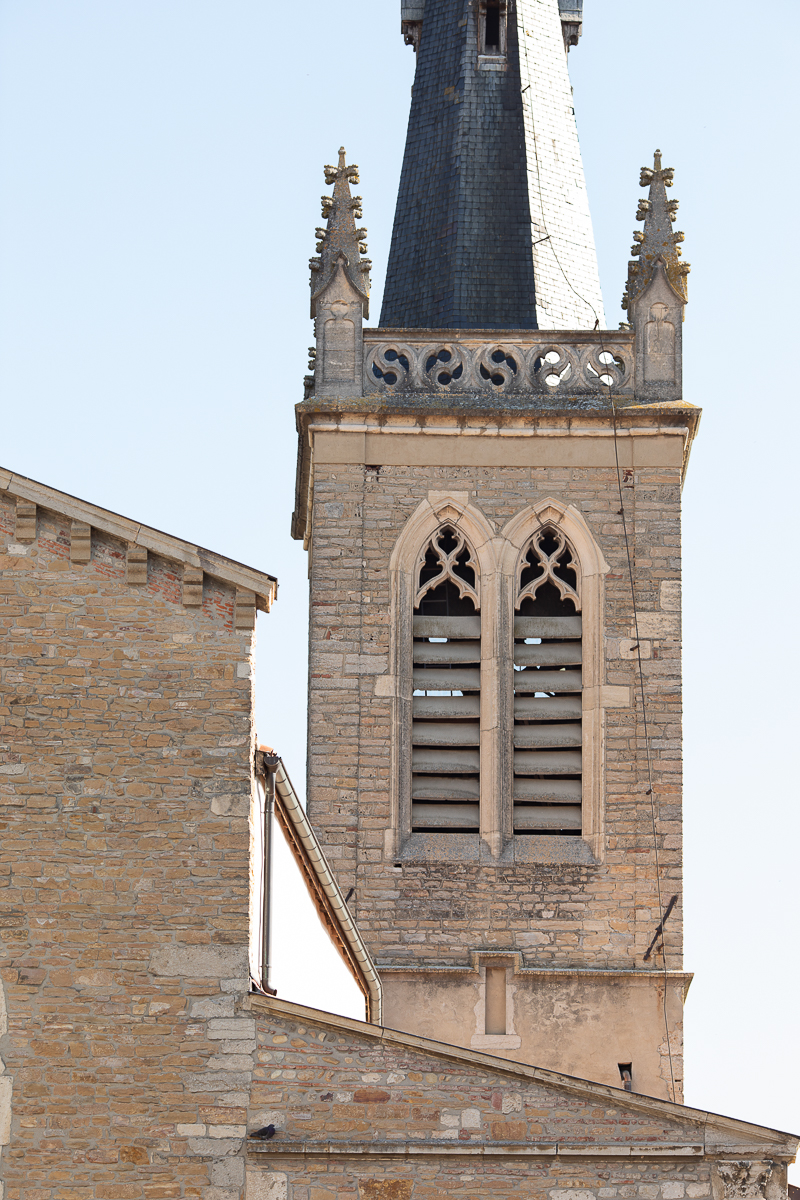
(618, 1063, 633, 1092)
(485, 2, 500, 51)
(480, 0, 505, 56)
(485, 967, 506, 1035)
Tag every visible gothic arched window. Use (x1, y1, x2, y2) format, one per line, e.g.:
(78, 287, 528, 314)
(410, 525, 481, 833)
(513, 527, 582, 836)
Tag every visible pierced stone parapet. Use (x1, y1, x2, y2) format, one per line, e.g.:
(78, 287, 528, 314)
(363, 330, 634, 400)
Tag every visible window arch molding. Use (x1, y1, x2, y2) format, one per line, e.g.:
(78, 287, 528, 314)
(388, 492, 499, 858)
(499, 498, 610, 861)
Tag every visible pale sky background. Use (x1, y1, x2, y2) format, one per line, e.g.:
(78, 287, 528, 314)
(1, 0, 798, 1170)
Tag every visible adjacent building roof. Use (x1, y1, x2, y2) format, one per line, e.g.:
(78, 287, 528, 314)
(255, 752, 383, 1023)
(249, 993, 800, 1162)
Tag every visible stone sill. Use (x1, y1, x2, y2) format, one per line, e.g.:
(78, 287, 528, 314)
(396, 831, 597, 865)
(478, 55, 507, 70)
(471, 1034, 522, 1050)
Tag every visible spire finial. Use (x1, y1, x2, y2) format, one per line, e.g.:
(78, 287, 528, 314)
(309, 146, 371, 318)
(621, 150, 690, 321)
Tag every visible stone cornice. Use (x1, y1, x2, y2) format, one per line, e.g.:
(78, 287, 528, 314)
(291, 402, 701, 544)
(249, 1141, 706, 1159)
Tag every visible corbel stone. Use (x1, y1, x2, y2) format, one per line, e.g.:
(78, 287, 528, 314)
(126, 546, 148, 585)
(14, 500, 37, 542)
(70, 521, 92, 564)
(182, 567, 203, 607)
(234, 588, 256, 631)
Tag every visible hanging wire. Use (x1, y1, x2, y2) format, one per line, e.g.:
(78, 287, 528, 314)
(609, 398, 678, 1104)
(518, 5, 677, 1103)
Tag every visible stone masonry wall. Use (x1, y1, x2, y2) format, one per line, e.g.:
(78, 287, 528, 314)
(245, 1000, 787, 1200)
(0, 490, 258, 1200)
(307, 461, 683, 971)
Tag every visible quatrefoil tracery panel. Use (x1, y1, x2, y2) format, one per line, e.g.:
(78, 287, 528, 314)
(516, 526, 580, 611)
(415, 525, 480, 610)
(363, 338, 633, 396)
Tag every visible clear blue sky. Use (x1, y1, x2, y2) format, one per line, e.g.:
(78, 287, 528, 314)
(1, 0, 798, 1164)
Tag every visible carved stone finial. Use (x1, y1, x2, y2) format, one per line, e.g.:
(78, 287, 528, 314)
(311, 145, 370, 319)
(622, 149, 690, 321)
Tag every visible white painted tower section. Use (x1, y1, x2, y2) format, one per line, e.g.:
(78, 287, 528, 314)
(517, 0, 606, 328)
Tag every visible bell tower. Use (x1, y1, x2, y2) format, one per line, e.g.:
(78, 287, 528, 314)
(293, 0, 697, 1104)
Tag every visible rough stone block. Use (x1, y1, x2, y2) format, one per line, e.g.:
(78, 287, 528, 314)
(235, 589, 256, 630)
(149, 945, 249, 979)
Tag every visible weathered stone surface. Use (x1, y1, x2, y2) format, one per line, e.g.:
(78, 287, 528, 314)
(302, 421, 689, 1098)
(245, 1001, 796, 1200)
(0, 488, 260, 1199)
(150, 946, 250, 978)
(246, 1169, 287, 1200)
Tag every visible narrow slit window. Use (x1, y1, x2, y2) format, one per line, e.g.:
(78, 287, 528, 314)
(411, 525, 480, 834)
(481, 0, 506, 55)
(485, 967, 507, 1034)
(512, 527, 582, 837)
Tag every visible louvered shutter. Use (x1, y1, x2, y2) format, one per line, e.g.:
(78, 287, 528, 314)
(513, 530, 582, 835)
(411, 528, 480, 833)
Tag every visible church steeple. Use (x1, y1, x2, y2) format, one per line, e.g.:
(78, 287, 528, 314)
(380, 0, 605, 330)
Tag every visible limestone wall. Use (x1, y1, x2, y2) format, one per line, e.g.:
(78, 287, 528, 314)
(307, 456, 683, 973)
(0, 490, 258, 1197)
(245, 998, 792, 1200)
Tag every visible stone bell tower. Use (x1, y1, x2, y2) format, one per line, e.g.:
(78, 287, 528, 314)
(293, 0, 697, 1104)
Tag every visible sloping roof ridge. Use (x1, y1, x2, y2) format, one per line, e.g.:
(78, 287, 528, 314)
(0, 465, 277, 609)
(256, 753, 382, 1023)
(249, 994, 799, 1153)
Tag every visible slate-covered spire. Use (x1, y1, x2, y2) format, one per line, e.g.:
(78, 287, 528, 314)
(622, 150, 690, 322)
(380, 0, 604, 331)
(310, 147, 371, 319)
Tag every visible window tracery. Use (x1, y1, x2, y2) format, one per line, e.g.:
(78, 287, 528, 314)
(415, 525, 479, 610)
